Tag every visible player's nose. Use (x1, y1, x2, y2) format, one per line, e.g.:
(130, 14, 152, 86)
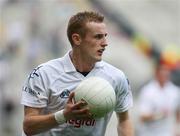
(101, 38, 108, 47)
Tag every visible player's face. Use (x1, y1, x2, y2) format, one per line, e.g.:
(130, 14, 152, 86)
(80, 22, 108, 62)
(156, 65, 170, 84)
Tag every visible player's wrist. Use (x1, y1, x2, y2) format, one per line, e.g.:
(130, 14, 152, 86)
(154, 112, 165, 120)
(54, 110, 66, 124)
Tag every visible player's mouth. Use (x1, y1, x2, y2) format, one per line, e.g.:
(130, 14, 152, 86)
(97, 49, 105, 55)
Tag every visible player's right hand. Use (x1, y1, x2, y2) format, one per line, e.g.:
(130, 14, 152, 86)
(63, 92, 92, 120)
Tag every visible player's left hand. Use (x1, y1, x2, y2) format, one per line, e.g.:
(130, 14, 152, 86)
(63, 92, 92, 120)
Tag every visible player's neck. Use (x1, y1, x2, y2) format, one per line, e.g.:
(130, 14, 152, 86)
(70, 50, 95, 72)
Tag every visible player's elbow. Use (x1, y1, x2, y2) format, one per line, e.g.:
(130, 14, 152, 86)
(23, 119, 35, 136)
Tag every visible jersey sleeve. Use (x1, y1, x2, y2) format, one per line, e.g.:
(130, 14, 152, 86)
(21, 66, 49, 108)
(115, 73, 133, 113)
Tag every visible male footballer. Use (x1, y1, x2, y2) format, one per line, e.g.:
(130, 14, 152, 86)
(21, 11, 134, 136)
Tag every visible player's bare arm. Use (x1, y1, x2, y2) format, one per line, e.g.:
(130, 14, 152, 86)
(23, 92, 91, 135)
(175, 109, 180, 135)
(117, 110, 134, 136)
(23, 106, 58, 135)
(140, 109, 170, 122)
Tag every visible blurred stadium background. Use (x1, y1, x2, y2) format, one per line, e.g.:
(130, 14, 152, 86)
(0, 0, 179, 136)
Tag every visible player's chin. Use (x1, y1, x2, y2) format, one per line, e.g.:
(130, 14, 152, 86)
(95, 57, 102, 62)
(93, 54, 103, 62)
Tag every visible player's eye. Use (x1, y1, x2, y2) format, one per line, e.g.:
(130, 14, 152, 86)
(94, 34, 103, 39)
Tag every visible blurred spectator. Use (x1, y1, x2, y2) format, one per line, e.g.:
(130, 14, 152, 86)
(161, 45, 180, 87)
(0, 56, 9, 117)
(26, 6, 44, 70)
(26, 35, 44, 70)
(137, 63, 180, 136)
(46, 25, 65, 58)
(5, 21, 24, 58)
(0, 55, 16, 135)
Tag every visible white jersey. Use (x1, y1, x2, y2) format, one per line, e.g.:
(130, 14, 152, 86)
(138, 80, 180, 136)
(21, 51, 133, 136)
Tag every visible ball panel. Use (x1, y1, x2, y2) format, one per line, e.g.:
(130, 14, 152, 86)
(74, 77, 116, 118)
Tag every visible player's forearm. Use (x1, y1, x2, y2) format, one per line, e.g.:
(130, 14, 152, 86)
(176, 109, 180, 123)
(117, 119, 134, 136)
(175, 110, 180, 136)
(140, 114, 156, 122)
(23, 113, 58, 135)
(140, 112, 167, 122)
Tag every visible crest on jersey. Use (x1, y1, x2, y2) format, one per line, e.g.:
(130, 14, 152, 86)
(28, 66, 43, 80)
(59, 89, 70, 98)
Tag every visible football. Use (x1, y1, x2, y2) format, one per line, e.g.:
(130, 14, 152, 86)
(74, 77, 116, 118)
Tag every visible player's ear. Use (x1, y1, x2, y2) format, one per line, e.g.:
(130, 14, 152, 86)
(72, 33, 81, 46)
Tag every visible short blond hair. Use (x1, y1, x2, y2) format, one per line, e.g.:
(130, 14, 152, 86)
(67, 11, 104, 46)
